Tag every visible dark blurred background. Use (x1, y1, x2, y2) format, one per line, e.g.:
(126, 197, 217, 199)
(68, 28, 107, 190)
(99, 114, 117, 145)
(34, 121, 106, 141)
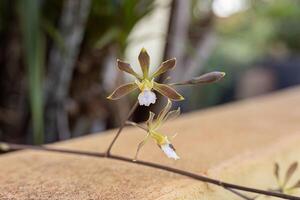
(0, 0, 299, 145)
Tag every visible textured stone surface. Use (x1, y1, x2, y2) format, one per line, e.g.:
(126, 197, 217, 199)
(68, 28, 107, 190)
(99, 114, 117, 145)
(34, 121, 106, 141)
(1, 87, 300, 199)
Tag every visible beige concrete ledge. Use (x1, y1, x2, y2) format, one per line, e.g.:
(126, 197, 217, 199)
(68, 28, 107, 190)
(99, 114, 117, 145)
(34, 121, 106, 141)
(1, 87, 300, 199)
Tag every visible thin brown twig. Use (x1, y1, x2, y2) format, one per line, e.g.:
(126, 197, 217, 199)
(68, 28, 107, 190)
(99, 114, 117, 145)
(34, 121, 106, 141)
(105, 101, 139, 156)
(101, 109, 263, 200)
(1, 143, 299, 200)
(225, 187, 256, 200)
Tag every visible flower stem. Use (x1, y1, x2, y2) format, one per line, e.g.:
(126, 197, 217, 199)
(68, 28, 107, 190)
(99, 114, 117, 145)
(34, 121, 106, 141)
(1, 143, 299, 200)
(125, 121, 148, 131)
(105, 101, 139, 156)
(225, 187, 256, 200)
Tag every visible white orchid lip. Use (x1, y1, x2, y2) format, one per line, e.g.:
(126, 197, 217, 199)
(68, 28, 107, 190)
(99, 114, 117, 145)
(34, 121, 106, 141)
(138, 89, 156, 106)
(160, 143, 180, 160)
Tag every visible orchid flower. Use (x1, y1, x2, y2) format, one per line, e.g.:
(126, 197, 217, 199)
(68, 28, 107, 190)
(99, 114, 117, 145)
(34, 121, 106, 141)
(133, 100, 180, 160)
(107, 48, 184, 106)
(273, 162, 300, 195)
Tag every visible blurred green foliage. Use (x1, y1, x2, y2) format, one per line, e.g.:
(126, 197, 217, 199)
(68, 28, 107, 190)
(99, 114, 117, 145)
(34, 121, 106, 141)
(0, 0, 155, 144)
(192, 0, 300, 109)
(19, 0, 45, 144)
(215, 0, 300, 66)
(86, 0, 154, 53)
(0, 0, 300, 144)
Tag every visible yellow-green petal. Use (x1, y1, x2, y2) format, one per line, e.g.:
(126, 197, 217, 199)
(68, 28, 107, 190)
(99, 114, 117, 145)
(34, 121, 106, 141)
(153, 82, 184, 101)
(138, 48, 150, 78)
(163, 107, 180, 123)
(152, 99, 172, 130)
(146, 111, 155, 128)
(151, 58, 176, 79)
(134, 133, 150, 161)
(150, 131, 167, 146)
(283, 162, 298, 188)
(107, 82, 138, 100)
(157, 99, 171, 121)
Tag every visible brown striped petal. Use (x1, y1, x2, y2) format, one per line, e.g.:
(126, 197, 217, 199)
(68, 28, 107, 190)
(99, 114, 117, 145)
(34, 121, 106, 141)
(117, 59, 141, 79)
(107, 82, 138, 100)
(138, 48, 150, 78)
(283, 162, 298, 187)
(151, 58, 176, 78)
(292, 180, 300, 189)
(274, 162, 280, 181)
(153, 82, 184, 101)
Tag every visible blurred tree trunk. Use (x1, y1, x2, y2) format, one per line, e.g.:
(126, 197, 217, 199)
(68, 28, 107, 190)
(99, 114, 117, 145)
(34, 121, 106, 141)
(163, 0, 190, 82)
(45, 0, 91, 142)
(151, 0, 216, 114)
(0, 0, 26, 143)
(182, 14, 216, 81)
(164, 1, 216, 82)
(101, 46, 131, 127)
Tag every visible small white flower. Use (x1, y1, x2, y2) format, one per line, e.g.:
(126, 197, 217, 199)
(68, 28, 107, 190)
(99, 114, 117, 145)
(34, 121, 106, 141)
(160, 143, 180, 160)
(138, 89, 156, 106)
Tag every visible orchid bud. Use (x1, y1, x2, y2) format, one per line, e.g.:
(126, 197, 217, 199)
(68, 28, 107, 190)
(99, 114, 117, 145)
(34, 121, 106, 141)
(0, 143, 10, 151)
(190, 71, 226, 84)
(173, 71, 226, 86)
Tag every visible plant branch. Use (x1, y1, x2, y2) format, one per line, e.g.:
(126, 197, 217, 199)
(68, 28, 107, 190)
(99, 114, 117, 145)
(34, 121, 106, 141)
(225, 187, 256, 200)
(0, 143, 104, 157)
(44, 0, 91, 141)
(1, 143, 299, 200)
(105, 101, 139, 156)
